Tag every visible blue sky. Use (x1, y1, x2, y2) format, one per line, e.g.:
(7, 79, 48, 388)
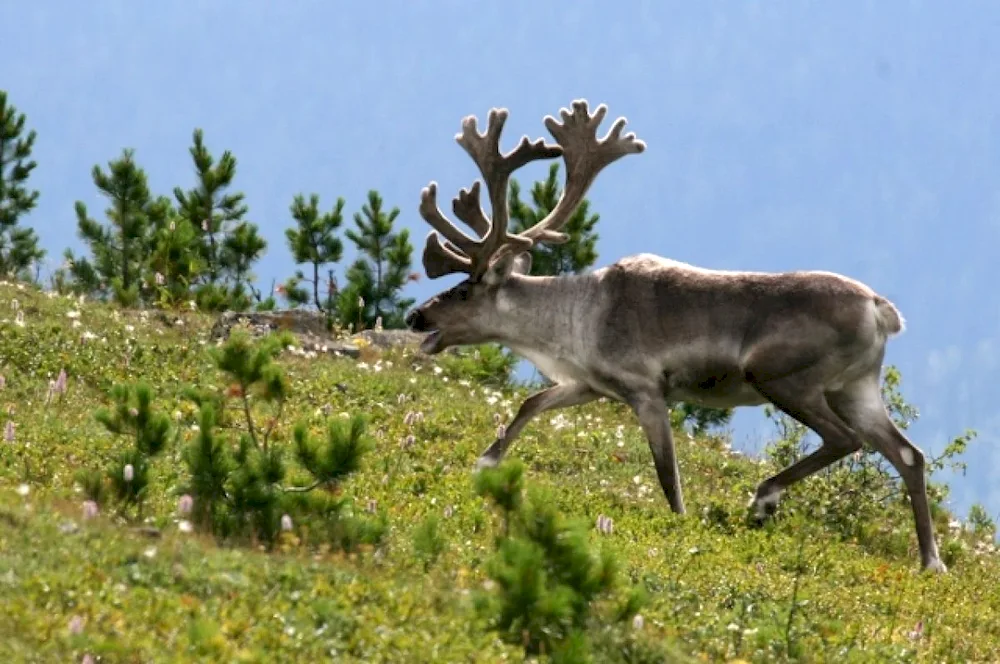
(4, 1, 1000, 520)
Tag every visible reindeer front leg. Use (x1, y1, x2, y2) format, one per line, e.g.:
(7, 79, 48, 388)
(629, 393, 686, 514)
(475, 383, 597, 470)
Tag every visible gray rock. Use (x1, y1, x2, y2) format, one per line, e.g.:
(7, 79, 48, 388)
(210, 310, 333, 340)
(209, 310, 438, 360)
(351, 328, 427, 349)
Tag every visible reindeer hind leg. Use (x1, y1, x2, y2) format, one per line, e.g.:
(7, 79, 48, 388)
(746, 369, 865, 521)
(826, 378, 946, 573)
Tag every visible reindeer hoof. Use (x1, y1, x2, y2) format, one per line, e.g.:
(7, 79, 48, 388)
(923, 558, 948, 574)
(746, 488, 781, 526)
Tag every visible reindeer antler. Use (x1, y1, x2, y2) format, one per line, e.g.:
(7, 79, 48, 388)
(420, 100, 645, 281)
(517, 100, 646, 245)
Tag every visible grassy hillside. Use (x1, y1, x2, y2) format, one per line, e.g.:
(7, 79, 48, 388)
(0, 280, 998, 663)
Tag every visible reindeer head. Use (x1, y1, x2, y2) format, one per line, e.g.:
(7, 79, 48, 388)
(405, 100, 646, 354)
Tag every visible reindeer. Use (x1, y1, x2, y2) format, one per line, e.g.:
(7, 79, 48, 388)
(404, 99, 946, 573)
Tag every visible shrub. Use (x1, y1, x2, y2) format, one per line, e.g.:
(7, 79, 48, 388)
(473, 460, 655, 661)
(85, 382, 174, 518)
(178, 329, 382, 550)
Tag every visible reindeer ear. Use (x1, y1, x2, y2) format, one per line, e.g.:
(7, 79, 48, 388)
(483, 251, 530, 286)
(512, 252, 532, 276)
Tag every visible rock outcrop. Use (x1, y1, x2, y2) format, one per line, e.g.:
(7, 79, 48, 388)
(210, 310, 433, 359)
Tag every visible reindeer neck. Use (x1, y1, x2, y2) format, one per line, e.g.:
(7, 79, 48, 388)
(492, 273, 601, 357)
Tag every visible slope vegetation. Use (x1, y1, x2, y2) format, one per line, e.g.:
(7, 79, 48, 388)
(0, 281, 997, 663)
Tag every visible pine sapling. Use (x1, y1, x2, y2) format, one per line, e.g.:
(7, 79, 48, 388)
(290, 413, 371, 493)
(339, 190, 416, 330)
(412, 514, 448, 572)
(209, 328, 293, 452)
(67, 149, 172, 306)
(180, 404, 232, 532)
(286, 193, 345, 313)
(0, 90, 45, 281)
(173, 128, 266, 311)
(93, 382, 173, 517)
(473, 460, 619, 658)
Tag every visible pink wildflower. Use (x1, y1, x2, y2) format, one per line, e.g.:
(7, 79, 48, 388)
(177, 494, 194, 516)
(81, 500, 99, 520)
(55, 368, 68, 394)
(3, 420, 13, 443)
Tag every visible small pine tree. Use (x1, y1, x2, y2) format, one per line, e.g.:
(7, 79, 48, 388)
(412, 514, 448, 572)
(473, 461, 624, 659)
(209, 328, 292, 452)
(0, 91, 45, 280)
(285, 193, 345, 312)
(148, 210, 203, 309)
(292, 414, 372, 490)
(222, 221, 268, 308)
(181, 403, 231, 531)
(339, 190, 415, 330)
(173, 129, 266, 309)
(508, 163, 599, 277)
(92, 382, 173, 517)
(179, 329, 379, 549)
(66, 149, 171, 305)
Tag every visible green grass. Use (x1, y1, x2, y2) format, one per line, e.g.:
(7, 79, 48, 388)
(0, 280, 998, 663)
